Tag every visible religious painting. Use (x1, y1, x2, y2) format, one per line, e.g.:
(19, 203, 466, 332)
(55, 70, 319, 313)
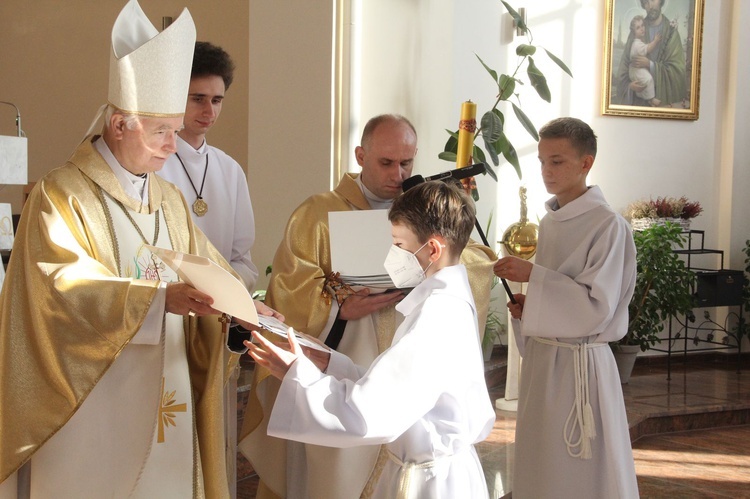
(602, 0, 704, 120)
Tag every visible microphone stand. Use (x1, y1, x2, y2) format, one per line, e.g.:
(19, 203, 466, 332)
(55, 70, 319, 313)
(0, 101, 24, 137)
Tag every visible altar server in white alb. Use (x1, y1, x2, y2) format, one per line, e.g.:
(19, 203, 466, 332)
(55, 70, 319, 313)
(494, 117, 639, 498)
(247, 180, 496, 498)
(158, 41, 258, 290)
(0, 2, 280, 497)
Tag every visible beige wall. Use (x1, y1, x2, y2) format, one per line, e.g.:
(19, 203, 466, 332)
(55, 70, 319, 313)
(0, 0, 334, 291)
(248, 1, 334, 288)
(0, 0, 249, 211)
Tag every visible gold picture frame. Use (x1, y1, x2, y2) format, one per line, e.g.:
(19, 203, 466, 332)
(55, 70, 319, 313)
(602, 0, 704, 120)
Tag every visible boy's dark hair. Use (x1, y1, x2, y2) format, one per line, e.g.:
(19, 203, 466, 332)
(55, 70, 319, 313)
(388, 181, 475, 256)
(539, 117, 598, 158)
(192, 41, 235, 90)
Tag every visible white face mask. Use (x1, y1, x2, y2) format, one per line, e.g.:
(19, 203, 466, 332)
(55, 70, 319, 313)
(383, 241, 433, 288)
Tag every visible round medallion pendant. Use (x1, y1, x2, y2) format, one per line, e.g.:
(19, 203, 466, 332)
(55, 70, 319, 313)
(193, 198, 208, 217)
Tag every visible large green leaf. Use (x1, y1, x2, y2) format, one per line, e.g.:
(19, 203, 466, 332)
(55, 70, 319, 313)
(482, 110, 507, 169)
(475, 53, 498, 84)
(483, 135, 500, 167)
(527, 56, 551, 102)
(501, 140, 522, 179)
(480, 111, 503, 143)
(492, 108, 506, 127)
(498, 74, 516, 101)
(516, 44, 536, 57)
(544, 48, 573, 77)
(438, 151, 457, 162)
(492, 132, 509, 155)
(511, 102, 539, 141)
(483, 163, 498, 182)
(443, 129, 459, 153)
(472, 144, 487, 164)
(501, 0, 527, 33)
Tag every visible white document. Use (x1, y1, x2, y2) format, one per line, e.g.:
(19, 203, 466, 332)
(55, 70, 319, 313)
(328, 209, 393, 286)
(146, 245, 259, 325)
(146, 245, 328, 352)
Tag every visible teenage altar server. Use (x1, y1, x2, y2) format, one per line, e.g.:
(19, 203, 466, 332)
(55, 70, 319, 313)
(158, 41, 258, 290)
(247, 180, 495, 499)
(494, 117, 639, 498)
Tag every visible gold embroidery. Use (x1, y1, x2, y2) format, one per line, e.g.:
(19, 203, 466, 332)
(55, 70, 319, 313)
(157, 376, 187, 443)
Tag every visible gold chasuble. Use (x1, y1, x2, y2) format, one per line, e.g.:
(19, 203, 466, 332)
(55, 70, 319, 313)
(239, 173, 496, 498)
(0, 136, 239, 498)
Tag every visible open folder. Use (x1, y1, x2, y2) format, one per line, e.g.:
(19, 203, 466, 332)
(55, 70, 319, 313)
(146, 245, 327, 352)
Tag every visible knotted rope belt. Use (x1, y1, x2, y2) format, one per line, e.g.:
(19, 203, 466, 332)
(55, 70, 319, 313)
(534, 337, 606, 460)
(386, 448, 455, 498)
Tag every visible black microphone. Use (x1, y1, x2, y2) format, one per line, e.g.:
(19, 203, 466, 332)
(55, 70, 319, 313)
(402, 162, 487, 192)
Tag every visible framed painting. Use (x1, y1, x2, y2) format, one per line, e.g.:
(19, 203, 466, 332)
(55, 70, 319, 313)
(602, 0, 704, 120)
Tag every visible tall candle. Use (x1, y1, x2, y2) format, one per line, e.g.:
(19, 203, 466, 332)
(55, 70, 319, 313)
(456, 101, 477, 168)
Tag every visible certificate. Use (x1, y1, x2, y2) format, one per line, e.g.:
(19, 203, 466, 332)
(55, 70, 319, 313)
(146, 245, 328, 352)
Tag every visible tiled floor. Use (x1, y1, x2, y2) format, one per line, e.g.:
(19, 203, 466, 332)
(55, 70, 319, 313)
(236, 351, 750, 498)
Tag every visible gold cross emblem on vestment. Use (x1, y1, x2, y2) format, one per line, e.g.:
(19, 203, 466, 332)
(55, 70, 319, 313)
(157, 376, 187, 443)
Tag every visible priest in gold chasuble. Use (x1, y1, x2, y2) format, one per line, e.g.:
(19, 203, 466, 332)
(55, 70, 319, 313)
(0, 2, 265, 497)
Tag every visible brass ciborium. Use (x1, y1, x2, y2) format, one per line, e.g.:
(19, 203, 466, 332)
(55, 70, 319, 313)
(501, 186, 539, 260)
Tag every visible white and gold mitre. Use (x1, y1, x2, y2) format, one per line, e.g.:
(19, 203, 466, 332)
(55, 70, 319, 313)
(108, 0, 195, 117)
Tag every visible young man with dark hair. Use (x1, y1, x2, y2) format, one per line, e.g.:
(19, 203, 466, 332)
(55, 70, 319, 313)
(494, 117, 639, 497)
(247, 180, 495, 498)
(158, 41, 258, 290)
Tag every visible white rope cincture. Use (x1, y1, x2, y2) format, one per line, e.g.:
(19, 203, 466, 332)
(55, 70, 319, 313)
(534, 337, 605, 459)
(387, 449, 449, 499)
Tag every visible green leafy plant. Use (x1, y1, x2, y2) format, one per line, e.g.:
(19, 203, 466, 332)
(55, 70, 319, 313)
(439, 1, 572, 180)
(618, 223, 696, 352)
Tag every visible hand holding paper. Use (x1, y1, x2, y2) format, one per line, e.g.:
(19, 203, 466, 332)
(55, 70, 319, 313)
(147, 245, 260, 324)
(146, 245, 327, 353)
(247, 327, 331, 379)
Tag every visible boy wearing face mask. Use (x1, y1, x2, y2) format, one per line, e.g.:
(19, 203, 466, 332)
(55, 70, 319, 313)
(246, 180, 495, 498)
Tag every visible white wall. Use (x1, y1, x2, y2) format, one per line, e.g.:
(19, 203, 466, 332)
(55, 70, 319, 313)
(0, 0, 250, 212)
(2, 1, 747, 349)
(354, 0, 750, 351)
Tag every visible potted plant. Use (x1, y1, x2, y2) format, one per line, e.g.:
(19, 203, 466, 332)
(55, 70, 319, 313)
(625, 196, 703, 232)
(612, 222, 696, 382)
